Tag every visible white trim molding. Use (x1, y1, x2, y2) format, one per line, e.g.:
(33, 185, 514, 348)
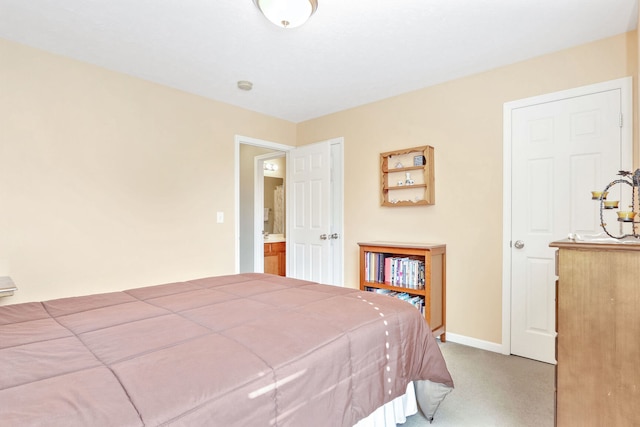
(444, 333, 503, 354)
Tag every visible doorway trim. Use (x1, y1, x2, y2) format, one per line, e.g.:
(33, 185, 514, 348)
(234, 135, 295, 273)
(501, 76, 633, 356)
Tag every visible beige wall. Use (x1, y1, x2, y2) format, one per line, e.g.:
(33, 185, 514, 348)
(1, 32, 637, 346)
(0, 38, 296, 304)
(298, 32, 638, 344)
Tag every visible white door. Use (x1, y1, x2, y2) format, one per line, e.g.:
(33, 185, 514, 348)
(287, 139, 338, 284)
(507, 79, 631, 363)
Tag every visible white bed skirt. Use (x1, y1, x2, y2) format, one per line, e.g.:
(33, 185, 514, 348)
(353, 382, 418, 427)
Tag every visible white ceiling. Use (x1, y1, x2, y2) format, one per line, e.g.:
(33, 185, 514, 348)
(0, 0, 637, 123)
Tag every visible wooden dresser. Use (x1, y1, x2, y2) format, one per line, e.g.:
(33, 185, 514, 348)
(550, 240, 640, 426)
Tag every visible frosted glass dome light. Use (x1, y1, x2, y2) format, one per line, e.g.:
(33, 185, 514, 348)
(253, 0, 318, 29)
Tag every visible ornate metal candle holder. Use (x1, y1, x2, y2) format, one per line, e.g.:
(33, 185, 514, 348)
(594, 169, 640, 239)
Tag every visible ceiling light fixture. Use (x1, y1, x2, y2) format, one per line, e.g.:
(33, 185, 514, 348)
(253, 0, 318, 29)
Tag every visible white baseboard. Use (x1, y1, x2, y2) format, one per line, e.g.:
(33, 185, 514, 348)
(442, 332, 504, 354)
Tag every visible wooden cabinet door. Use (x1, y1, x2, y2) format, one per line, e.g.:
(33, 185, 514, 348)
(264, 242, 286, 276)
(555, 245, 640, 426)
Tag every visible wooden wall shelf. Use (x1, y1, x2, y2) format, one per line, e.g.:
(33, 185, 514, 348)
(380, 145, 434, 207)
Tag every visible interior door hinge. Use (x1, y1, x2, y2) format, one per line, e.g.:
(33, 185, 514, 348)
(619, 113, 623, 128)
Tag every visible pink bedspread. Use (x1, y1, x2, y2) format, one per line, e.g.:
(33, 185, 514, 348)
(0, 273, 453, 426)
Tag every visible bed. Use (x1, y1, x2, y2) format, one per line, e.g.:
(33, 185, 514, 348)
(0, 273, 453, 426)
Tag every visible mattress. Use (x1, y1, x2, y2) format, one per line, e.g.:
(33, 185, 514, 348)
(0, 273, 453, 426)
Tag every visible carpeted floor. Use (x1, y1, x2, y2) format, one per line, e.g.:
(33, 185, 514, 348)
(401, 342, 555, 427)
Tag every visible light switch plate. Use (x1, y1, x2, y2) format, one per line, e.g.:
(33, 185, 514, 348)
(216, 212, 224, 223)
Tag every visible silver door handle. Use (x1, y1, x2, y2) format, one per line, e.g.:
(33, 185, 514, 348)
(514, 240, 525, 249)
(320, 234, 328, 240)
(329, 233, 339, 240)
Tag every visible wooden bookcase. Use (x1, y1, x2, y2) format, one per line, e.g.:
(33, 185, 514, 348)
(358, 241, 446, 341)
(380, 145, 434, 207)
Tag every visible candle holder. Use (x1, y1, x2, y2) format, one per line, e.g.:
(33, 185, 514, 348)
(593, 169, 640, 239)
(591, 191, 608, 200)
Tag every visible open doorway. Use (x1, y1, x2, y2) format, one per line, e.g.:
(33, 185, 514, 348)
(253, 152, 286, 273)
(234, 135, 344, 286)
(234, 136, 293, 273)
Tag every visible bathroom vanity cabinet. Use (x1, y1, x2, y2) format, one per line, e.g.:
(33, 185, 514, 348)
(264, 242, 286, 276)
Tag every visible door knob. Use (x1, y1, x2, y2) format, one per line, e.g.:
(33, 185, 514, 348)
(320, 234, 328, 240)
(329, 233, 339, 240)
(514, 240, 525, 249)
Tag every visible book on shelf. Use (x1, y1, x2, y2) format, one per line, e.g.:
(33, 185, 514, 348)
(364, 252, 425, 289)
(364, 251, 390, 283)
(363, 287, 425, 314)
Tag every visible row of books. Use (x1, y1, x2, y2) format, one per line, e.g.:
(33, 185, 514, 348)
(363, 252, 426, 289)
(365, 287, 425, 314)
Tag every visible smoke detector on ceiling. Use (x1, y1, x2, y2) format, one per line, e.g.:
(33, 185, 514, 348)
(237, 80, 253, 91)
